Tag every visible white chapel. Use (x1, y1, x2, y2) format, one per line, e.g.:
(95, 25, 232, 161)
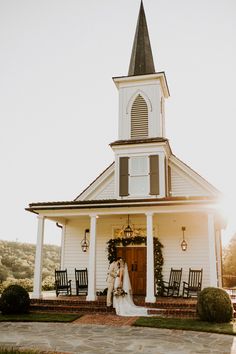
(27, 1, 224, 302)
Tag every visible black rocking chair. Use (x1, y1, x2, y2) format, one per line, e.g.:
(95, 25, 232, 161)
(162, 268, 182, 297)
(55, 269, 72, 297)
(182, 268, 203, 298)
(75, 268, 88, 295)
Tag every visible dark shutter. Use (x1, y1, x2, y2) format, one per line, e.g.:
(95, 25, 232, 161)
(165, 157, 168, 196)
(119, 157, 129, 196)
(168, 165, 172, 196)
(149, 155, 159, 195)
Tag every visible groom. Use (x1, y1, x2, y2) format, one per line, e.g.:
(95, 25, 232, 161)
(106, 258, 119, 307)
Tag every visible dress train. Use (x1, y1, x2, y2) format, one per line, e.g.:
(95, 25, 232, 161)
(113, 263, 149, 317)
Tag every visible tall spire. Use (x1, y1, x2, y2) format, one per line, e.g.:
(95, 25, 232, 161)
(128, 1, 155, 76)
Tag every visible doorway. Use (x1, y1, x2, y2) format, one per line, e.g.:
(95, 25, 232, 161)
(117, 247, 146, 295)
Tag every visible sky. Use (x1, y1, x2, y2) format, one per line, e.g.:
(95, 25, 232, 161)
(0, 0, 235, 247)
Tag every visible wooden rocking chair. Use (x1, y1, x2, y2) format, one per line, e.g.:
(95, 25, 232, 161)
(182, 268, 203, 298)
(162, 268, 182, 297)
(75, 268, 88, 295)
(55, 269, 72, 296)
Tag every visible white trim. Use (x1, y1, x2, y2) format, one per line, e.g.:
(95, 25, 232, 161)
(113, 73, 170, 98)
(126, 90, 152, 114)
(33, 204, 220, 219)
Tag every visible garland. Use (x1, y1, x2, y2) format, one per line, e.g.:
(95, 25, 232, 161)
(107, 235, 164, 295)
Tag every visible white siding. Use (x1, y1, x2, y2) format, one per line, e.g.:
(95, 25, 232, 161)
(84, 175, 115, 201)
(171, 166, 211, 197)
(62, 213, 212, 295)
(154, 213, 210, 292)
(63, 216, 129, 293)
(117, 80, 163, 139)
(94, 180, 115, 200)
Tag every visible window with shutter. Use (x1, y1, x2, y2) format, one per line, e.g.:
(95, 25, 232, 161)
(149, 155, 159, 195)
(129, 156, 148, 196)
(119, 157, 129, 196)
(131, 94, 148, 139)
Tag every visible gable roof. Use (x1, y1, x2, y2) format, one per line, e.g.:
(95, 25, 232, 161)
(76, 154, 220, 202)
(27, 152, 220, 213)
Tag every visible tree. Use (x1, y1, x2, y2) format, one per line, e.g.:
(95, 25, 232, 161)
(223, 234, 236, 287)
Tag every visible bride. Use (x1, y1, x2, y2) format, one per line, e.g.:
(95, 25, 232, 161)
(113, 258, 148, 316)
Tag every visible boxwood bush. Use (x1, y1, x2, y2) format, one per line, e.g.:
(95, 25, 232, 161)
(197, 287, 233, 323)
(0, 284, 30, 314)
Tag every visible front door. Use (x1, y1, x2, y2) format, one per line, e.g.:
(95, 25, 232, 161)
(117, 247, 146, 295)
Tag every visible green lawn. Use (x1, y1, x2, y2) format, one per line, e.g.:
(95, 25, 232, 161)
(0, 312, 81, 322)
(0, 349, 40, 354)
(133, 317, 236, 335)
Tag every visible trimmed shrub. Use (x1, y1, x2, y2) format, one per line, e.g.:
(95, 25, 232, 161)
(0, 284, 30, 315)
(197, 287, 233, 323)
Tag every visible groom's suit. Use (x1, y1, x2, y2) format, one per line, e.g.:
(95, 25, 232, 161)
(106, 261, 118, 306)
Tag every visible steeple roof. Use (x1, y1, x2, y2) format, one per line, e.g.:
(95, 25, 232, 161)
(128, 1, 155, 76)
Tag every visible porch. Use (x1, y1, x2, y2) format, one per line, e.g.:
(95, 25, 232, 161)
(32, 209, 223, 302)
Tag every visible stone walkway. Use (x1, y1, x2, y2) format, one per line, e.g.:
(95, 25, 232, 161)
(0, 321, 236, 354)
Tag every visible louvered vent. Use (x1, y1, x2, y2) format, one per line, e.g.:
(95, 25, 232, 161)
(131, 94, 148, 139)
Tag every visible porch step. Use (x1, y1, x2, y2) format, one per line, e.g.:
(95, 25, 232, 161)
(30, 303, 115, 314)
(147, 308, 197, 318)
(30, 298, 115, 314)
(30, 297, 199, 318)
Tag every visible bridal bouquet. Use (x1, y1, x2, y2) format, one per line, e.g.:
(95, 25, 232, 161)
(113, 287, 127, 297)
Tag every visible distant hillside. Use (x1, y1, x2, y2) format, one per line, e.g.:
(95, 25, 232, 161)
(0, 240, 60, 283)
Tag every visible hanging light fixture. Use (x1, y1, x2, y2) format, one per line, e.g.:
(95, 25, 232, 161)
(124, 215, 133, 238)
(81, 229, 90, 252)
(181, 226, 187, 251)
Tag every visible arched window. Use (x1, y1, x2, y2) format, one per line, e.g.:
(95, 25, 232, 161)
(131, 94, 148, 139)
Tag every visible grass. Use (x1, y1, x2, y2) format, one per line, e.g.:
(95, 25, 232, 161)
(0, 349, 40, 354)
(0, 312, 81, 322)
(133, 317, 236, 335)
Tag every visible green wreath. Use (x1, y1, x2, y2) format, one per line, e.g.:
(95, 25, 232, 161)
(107, 235, 164, 296)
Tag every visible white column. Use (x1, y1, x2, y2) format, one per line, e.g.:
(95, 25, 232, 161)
(60, 223, 66, 269)
(215, 229, 222, 287)
(145, 211, 156, 303)
(86, 214, 97, 301)
(208, 213, 217, 287)
(32, 215, 45, 299)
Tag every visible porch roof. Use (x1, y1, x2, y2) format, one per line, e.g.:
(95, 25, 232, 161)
(26, 195, 219, 213)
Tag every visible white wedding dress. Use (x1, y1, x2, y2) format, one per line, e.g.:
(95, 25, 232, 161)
(113, 263, 148, 316)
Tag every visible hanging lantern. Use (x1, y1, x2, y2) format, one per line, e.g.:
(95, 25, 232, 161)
(81, 229, 90, 252)
(124, 215, 133, 238)
(181, 226, 187, 251)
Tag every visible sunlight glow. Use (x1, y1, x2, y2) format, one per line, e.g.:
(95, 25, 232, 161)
(219, 195, 236, 247)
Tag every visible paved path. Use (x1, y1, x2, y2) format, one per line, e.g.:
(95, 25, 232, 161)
(0, 322, 236, 354)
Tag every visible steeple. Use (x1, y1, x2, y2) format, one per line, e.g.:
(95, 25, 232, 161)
(128, 1, 155, 76)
